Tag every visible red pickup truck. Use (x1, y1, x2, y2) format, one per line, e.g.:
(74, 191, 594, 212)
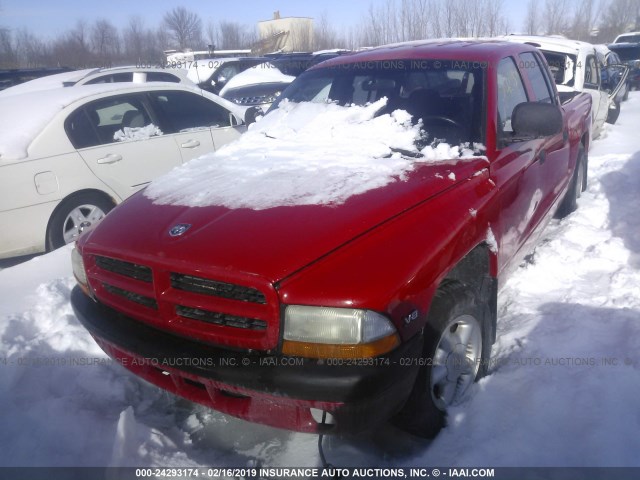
(71, 40, 591, 438)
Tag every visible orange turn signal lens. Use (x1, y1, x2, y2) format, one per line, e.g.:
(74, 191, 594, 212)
(281, 333, 400, 359)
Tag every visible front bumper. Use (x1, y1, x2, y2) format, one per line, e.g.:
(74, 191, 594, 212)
(71, 286, 422, 433)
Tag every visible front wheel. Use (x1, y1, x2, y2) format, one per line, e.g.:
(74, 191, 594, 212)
(47, 193, 114, 250)
(393, 281, 490, 438)
(555, 145, 586, 218)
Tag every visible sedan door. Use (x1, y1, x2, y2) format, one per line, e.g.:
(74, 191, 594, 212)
(147, 90, 244, 162)
(66, 93, 183, 200)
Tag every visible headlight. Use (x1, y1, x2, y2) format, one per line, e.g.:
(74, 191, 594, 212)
(282, 306, 400, 358)
(71, 247, 90, 295)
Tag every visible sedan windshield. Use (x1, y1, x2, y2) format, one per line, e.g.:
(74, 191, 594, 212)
(271, 59, 485, 146)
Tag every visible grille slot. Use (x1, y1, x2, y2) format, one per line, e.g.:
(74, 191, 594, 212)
(103, 283, 158, 309)
(171, 273, 266, 304)
(95, 256, 152, 283)
(176, 305, 267, 331)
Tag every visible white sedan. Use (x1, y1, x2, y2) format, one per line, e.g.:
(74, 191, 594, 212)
(0, 83, 251, 259)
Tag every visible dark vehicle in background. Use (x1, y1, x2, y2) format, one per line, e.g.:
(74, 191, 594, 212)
(613, 32, 640, 43)
(221, 51, 351, 109)
(607, 43, 640, 91)
(186, 57, 267, 95)
(0, 67, 72, 91)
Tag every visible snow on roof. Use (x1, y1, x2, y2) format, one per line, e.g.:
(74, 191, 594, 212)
(145, 98, 481, 210)
(0, 84, 148, 161)
(0, 69, 96, 98)
(219, 62, 295, 96)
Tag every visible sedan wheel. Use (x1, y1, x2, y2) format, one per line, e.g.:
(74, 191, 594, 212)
(47, 193, 114, 250)
(62, 204, 107, 244)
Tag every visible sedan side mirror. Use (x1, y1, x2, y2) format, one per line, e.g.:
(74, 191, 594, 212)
(511, 102, 563, 140)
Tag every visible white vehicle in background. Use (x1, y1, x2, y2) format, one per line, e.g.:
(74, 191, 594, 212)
(613, 32, 640, 43)
(0, 83, 252, 259)
(504, 35, 628, 139)
(0, 66, 193, 98)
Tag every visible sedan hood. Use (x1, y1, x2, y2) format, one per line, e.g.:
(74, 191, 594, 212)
(82, 158, 488, 285)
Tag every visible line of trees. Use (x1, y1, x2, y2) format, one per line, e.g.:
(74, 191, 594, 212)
(524, 0, 640, 43)
(1, 0, 639, 69)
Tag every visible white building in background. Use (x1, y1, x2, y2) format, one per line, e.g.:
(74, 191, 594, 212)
(257, 11, 314, 53)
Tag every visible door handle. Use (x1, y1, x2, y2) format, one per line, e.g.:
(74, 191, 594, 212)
(180, 139, 200, 148)
(96, 153, 122, 164)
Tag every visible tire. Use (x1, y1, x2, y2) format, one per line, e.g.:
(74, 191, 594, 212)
(47, 193, 114, 250)
(606, 100, 620, 124)
(555, 145, 586, 218)
(393, 281, 490, 438)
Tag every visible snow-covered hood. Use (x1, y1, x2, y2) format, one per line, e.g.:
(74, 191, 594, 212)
(82, 99, 487, 283)
(83, 157, 487, 285)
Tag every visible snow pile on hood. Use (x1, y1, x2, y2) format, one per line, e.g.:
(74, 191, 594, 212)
(145, 98, 483, 210)
(114, 124, 163, 142)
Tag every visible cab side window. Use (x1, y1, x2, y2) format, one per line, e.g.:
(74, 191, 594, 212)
(497, 57, 529, 140)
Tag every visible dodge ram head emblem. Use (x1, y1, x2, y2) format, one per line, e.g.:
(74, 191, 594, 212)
(169, 224, 191, 237)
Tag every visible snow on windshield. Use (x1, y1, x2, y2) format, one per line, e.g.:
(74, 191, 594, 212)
(145, 98, 483, 210)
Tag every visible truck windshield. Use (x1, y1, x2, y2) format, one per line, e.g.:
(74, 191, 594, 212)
(271, 59, 485, 146)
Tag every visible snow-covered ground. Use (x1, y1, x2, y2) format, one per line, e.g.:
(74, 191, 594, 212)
(1, 94, 640, 469)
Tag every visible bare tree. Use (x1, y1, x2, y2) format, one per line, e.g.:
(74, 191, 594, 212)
(163, 7, 202, 49)
(218, 21, 256, 50)
(314, 12, 346, 50)
(544, 0, 571, 35)
(599, 0, 640, 41)
(91, 19, 120, 66)
(51, 20, 93, 68)
(0, 28, 17, 68)
(523, 0, 539, 35)
(15, 28, 49, 67)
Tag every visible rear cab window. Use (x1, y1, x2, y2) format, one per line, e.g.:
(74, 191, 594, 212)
(519, 52, 556, 104)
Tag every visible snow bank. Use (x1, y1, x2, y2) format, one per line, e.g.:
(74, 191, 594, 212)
(145, 98, 482, 210)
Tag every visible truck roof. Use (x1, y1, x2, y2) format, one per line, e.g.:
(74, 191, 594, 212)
(313, 39, 538, 69)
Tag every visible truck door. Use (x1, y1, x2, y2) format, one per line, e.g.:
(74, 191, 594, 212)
(490, 57, 549, 273)
(518, 51, 570, 215)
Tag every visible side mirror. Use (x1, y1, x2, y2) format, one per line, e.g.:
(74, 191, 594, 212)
(244, 106, 261, 126)
(511, 102, 563, 139)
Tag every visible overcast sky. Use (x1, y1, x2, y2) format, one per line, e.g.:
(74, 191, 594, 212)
(1, 0, 531, 40)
